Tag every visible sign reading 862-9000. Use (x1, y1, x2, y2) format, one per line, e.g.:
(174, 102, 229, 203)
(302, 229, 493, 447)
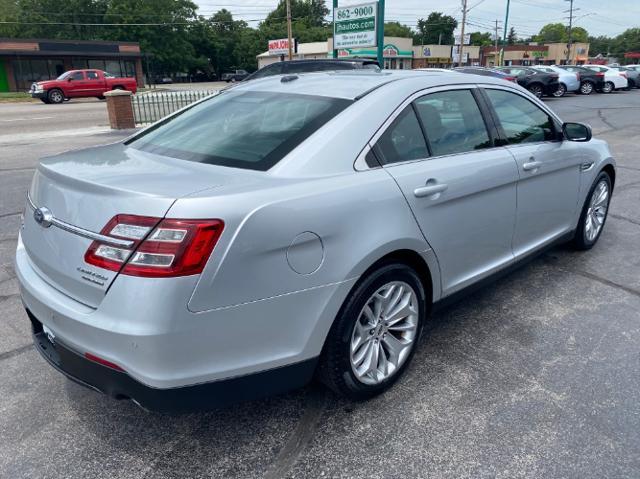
(333, 2, 378, 49)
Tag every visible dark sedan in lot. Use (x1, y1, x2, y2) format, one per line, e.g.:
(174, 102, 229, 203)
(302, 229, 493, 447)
(559, 65, 606, 95)
(496, 66, 560, 99)
(244, 58, 380, 81)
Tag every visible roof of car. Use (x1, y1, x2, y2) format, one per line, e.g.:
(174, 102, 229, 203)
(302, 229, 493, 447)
(227, 70, 511, 100)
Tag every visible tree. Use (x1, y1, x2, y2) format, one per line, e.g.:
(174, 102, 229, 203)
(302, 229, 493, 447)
(535, 23, 566, 43)
(414, 12, 457, 45)
(588, 35, 612, 56)
(384, 21, 413, 38)
(470, 31, 494, 46)
(507, 27, 517, 45)
(569, 27, 588, 43)
(611, 28, 640, 61)
(264, 0, 328, 28)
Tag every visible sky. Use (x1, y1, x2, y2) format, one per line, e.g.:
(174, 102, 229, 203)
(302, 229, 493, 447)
(193, 0, 638, 38)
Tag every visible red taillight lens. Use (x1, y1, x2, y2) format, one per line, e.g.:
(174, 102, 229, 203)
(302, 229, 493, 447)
(576, 73, 581, 81)
(505, 76, 517, 82)
(621, 73, 628, 78)
(596, 72, 605, 77)
(84, 215, 224, 278)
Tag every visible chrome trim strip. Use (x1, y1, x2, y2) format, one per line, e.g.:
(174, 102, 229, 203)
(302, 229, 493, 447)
(26, 192, 134, 248)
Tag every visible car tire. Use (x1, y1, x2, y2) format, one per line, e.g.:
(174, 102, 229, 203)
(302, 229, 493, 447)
(552, 83, 567, 97)
(579, 81, 594, 95)
(528, 84, 544, 99)
(602, 81, 614, 93)
(47, 88, 64, 104)
(572, 171, 612, 250)
(318, 262, 427, 400)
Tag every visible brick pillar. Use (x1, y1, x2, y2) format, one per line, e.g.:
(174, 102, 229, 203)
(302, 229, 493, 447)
(104, 89, 135, 129)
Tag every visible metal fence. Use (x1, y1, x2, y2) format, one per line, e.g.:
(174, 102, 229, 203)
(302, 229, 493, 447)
(132, 90, 217, 126)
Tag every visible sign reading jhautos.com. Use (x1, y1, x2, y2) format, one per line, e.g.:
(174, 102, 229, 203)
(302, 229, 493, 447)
(333, 2, 378, 49)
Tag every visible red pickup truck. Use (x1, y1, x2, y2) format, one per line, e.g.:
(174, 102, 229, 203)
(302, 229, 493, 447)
(30, 69, 137, 104)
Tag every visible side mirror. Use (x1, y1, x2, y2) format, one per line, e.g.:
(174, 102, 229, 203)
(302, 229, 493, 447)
(563, 122, 592, 142)
(67, 77, 73, 82)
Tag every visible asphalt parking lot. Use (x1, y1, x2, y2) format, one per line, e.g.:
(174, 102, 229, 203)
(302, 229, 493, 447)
(1, 90, 639, 478)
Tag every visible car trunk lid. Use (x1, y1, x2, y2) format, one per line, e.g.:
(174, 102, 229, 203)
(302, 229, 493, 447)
(22, 142, 235, 308)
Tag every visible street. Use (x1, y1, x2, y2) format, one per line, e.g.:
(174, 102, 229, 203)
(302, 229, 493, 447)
(1, 91, 639, 478)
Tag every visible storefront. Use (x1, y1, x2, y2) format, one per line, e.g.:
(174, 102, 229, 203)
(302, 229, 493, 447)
(257, 37, 415, 70)
(412, 45, 452, 68)
(0, 38, 144, 92)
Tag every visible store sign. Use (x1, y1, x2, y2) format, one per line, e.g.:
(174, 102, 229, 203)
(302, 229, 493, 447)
(452, 46, 468, 63)
(454, 33, 471, 45)
(334, 2, 378, 49)
(423, 47, 432, 57)
(383, 44, 399, 57)
(268, 38, 295, 55)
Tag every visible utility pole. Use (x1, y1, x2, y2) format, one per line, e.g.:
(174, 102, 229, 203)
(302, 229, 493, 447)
(494, 19, 499, 67)
(286, 0, 293, 61)
(565, 0, 574, 64)
(333, 0, 338, 58)
(500, 0, 511, 66)
(458, 0, 468, 67)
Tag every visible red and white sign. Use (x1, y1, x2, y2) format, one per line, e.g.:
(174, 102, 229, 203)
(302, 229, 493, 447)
(268, 38, 295, 55)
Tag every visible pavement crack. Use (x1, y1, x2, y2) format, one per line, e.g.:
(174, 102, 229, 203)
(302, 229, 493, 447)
(0, 167, 35, 173)
(609, 213, 640, 227)
(0, 293, 20, 303)
(0, 343, 32, 362)
(0, 211, 21, 219)
(568, 269, 640, 299)
(597, 109, 616, 131)
(263, 387, 327, 479)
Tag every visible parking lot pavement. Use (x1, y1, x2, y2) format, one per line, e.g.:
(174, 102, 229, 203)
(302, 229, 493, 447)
(1, 92, 639, 479)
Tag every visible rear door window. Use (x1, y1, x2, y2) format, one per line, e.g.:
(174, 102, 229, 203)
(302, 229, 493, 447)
(414, 90, 492, 156)
(128, 91, 351, 171)
(86, 71, 100, 80)
(375, 107, 428, 165)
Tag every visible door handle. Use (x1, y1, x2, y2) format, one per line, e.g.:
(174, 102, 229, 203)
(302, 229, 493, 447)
(522, 160, 542, 171)
(414, 182, 448, 198)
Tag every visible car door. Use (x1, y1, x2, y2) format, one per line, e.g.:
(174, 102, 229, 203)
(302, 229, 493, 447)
(84, 70, 104, 95)
(481, 87, 582, 257)
(64, 71, 86, 97)
(375, 86, 520, 295)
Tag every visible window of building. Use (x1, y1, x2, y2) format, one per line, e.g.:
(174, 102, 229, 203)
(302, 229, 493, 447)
(88, 59, 106, 71)
(105, 60, 122, 77)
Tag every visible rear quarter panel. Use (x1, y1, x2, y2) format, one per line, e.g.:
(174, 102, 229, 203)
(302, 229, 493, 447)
(169, 168, 432, 313)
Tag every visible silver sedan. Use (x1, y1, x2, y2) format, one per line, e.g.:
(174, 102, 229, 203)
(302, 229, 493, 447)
(16, 70, 615, 411)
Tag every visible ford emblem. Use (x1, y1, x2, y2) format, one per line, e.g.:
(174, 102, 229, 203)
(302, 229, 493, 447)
(33, 207, 53, 228)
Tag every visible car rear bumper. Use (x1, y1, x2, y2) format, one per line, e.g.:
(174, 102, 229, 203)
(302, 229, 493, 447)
(28, 309, 317, 412)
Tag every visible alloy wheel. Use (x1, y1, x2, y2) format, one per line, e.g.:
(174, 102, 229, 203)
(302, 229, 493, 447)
(602, 82, 614, 93)
(552, 84, 566, 97)
(49, 90, 63, 103)
(349, 281, 419, 385)
(580, 82, 594, 94)
(529, 85, 543, 98)
(584, 180, 610, 242)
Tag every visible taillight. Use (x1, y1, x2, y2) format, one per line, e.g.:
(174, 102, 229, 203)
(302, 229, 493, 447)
(550, 74, 559, 80)
(620, 72, 628, 79)
(84, 215, 224, 278)
(576, 73, 580, 81)
(505, 76, 517, 82)
(596, 72, 605, 77)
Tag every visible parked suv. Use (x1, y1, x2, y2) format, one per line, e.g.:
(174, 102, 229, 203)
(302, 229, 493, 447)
(30, 69, 137, 104)
(496, 66, 560, 98)
(558, 65, 605, 95)
(244, 59, 380, 81)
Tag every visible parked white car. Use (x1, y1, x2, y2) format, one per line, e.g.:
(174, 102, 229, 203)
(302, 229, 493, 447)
(582, 65, 629, 92)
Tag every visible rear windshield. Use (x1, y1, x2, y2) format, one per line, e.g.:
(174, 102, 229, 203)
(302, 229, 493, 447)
(128, 91, 351, 171)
